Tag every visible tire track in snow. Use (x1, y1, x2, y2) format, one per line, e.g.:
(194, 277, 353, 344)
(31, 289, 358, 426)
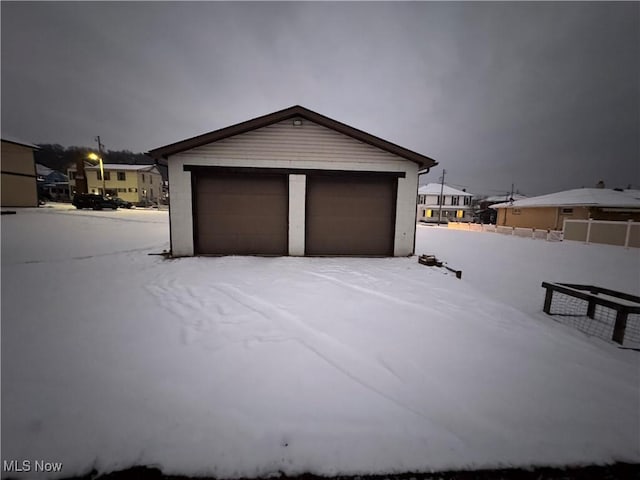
(294, 270, 513, 448)
(211, 282, 468, 449)
(304, 271, 432, 312)
(145, 277, 292, 350)
(145, 272, 509, 449)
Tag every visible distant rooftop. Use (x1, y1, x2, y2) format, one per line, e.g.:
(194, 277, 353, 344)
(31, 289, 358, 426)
(491, 188, 640, 209)
(418, 183, 473, 196)
(1, 136, 39, 150)
(484, 193, 528, 203)
(618, 189, 640, 200)
(36, 163, 54, 176)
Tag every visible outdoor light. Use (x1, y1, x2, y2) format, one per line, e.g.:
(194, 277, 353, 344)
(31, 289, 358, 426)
(88, 152, 106, 196)
(293, 119, 302, 126)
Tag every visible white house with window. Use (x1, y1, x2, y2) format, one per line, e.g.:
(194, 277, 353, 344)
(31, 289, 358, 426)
(68, 163, 163, 205)
(417, 183, 474, 223)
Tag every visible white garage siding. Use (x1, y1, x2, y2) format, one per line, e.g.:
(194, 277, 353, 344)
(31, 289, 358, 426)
(168, 117, 419, 257)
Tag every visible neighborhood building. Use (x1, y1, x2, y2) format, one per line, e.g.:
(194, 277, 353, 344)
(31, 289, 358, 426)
(148, 105, 437, 257)
(475, 193, 528, 224)
(68, 163, 163, 205)
(1, 137, 39, 207)
(417, 183, 474, 223)
(36, 163, 69, 201)
(491, 188, 640, 231)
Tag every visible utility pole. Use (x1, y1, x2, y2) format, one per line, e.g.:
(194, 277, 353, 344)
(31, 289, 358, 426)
(438, 169, 446, 225)
(95, 136, 106, 196)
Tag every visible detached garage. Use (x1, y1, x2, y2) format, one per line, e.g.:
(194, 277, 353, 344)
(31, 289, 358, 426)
(148, 106, 437, 257)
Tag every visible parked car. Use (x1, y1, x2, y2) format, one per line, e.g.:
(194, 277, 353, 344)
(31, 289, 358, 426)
(72, 194, 118, 210)
(110, 197, 133, 209)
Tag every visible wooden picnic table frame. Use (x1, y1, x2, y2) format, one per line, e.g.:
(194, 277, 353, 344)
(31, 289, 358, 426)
(541, 282, 640, 344)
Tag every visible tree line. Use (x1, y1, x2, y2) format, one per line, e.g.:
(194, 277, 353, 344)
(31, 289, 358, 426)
(34, 144, 154, 173)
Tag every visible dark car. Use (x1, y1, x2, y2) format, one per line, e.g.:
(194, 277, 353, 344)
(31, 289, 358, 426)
(111, 197, 133, 209)
(72, 194, 118, 210)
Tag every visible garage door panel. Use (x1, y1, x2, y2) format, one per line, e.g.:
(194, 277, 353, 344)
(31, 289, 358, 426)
(306, 175, 396, 256)
(195, 173, 288, 255)
(198, 233, 286, 255)
(202, 194, 286, 214)
(197, 215, 282, 235)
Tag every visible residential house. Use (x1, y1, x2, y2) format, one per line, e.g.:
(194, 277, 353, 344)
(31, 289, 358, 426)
(36, 163, 69, 201)
(491, 188, 640, 231)
(148, 105, 438, 257)
(417, 183, 474, 223)
(1, 137, 39, 207)
(475, 193, 528, 224)
(68, 163, 163, 205)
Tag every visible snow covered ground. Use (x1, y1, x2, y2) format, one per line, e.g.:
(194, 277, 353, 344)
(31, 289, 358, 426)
(2, 206, 639, 479)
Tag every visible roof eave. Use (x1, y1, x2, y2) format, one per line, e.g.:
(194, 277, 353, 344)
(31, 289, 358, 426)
(1, 138, 40, 150)
(492, 203, 640, 209)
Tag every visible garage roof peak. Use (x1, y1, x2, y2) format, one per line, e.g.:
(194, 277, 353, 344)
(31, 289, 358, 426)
(148, 105, 437, 170)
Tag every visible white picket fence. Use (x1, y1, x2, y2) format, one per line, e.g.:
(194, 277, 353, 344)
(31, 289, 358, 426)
(447, 219, 639, 247)
(447, 222, 563, 242)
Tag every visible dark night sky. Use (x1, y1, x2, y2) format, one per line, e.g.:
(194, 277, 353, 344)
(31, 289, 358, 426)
(2, 1, 638, 195)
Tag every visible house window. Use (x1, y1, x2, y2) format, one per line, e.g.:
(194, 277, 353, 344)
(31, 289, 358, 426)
(69, 171, 76, 180)
(117, 172, 126, 181)
(97, 171, 102, 180)
(142, 174, 145, 182)
(464, 196, 471, 206)
(128, 187, 138, 193)
(456, 210, 464, 218)
(104, 172, 111, 181)
(150, 176, 153, 185)
(452, 196, 459, 206)
(513, 208, 521, 215)
(426, 209, 432, 217)
(561, 208, 574, 214)
(117, 187, 126, 193)
(436, 196, 442, 205)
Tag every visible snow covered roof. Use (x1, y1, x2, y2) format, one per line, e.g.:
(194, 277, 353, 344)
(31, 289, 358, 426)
(484, 193, 528, 203)
(491, 188, 640, 209)
(36, 163, 54, 176)
(1, 136, 39, 150)
(418, 183, 473, 196)
(618, 189, 640, 200)
(84, 163, 159, 172)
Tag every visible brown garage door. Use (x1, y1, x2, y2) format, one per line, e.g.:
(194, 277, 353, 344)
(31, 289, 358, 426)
(306, 175, 396, 256)
(195, 172, 288, 255)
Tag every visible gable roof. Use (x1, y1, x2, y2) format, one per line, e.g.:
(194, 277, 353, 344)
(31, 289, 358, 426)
(147, 105, 437, 170)
(491, 188, 640, 209)
(36, 163, 54, 176)
(418, 183, 473, 196)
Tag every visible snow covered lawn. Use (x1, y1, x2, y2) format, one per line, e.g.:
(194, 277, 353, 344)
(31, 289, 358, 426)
(2, 206, 639, 479)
